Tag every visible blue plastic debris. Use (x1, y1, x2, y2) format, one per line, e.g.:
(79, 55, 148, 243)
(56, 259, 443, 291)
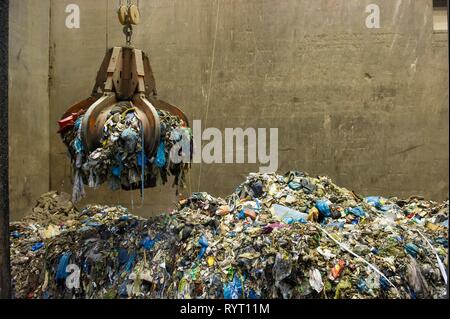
(364, 196, 390, 211)
(125, 253, 136, 273)
(55, 252, 72, 282)
(405, 242, 420, 258)
(379, 276, 390, 291)
(253, 198, 261, 211)
(121, 128, 138, 144)
(83, 259, 90, 274)
(408, 287, 417, 299)
(31, 242, 44, 251)
(248, 289, 260, 299)
(357, 278, 368, 293)
(197, 235, 209, 259)
(136, 152, 148, 167)
(74, 118, 82, 130)
(412, 216, 423, 224)
(73, 138, 84, 154)
(435, 237, 448, 248)
(365, 196, 382, 209)
(119, 215, 130, 222)
(346, 206, 366, 218)
(288, 181, 301, 190)
(224, 274, 243, 299)
(273, 204, 308, 222)
(315, 200, 331, 217)
(285, 217, 307, 225)
(141, 237, 155, 250)
(238, 210, 246, 220)
(83, 220, 102, 227)
(119, 281, 128, 298)
(155, 141, 166, 168)
(118, 248, 130, 266)
(111, 165, 122, 177)
(11, 231, 22, 239)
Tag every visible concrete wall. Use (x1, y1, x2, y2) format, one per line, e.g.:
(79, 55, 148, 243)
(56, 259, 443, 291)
(8, 0, 50, 220)
(10, 0, 449, 220)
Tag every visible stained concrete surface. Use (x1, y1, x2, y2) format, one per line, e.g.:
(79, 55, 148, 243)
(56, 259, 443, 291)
(9, 0, 449, 220)
(8, 0, 51, 220)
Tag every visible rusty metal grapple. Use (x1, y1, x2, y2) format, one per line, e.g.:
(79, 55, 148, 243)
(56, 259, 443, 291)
(58, 46, 189, 190)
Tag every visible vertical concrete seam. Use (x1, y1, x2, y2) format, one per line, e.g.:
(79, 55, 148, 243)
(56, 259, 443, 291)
(48, 0, 53, 192)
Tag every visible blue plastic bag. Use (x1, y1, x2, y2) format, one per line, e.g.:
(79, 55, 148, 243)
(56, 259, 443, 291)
(365, 196, 390, 211)
(111, 165, 122, 177)
(31, 242, 44, 251)
(273, 204, 308, 222)
(347, 206, 366, 218)
(365, 196, 382, 209)
(224, 274, 243, 299)
(141, 237, 155, 250)
(315, 200, 331, 217)
(55, 252, 72, 282)
(197, 235, 209, 259)
(155, 141, 166, 168)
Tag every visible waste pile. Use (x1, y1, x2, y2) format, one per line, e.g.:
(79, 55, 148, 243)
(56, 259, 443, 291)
(60, 101, 191, 202)
(10, 171, 448, 299)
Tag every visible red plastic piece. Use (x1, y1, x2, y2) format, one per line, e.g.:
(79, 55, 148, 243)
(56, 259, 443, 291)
(58, 110, 85, 133)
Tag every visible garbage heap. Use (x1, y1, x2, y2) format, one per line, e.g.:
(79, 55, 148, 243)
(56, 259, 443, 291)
(10, 171, 448, 299)
(60, 101, 191, 202)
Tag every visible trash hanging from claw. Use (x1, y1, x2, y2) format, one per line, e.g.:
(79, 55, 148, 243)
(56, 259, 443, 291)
(60, 101, 192, 202)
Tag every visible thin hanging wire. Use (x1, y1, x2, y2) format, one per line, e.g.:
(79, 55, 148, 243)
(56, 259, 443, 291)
(106, 0, 109, 51)
(197, 0, 221, 192)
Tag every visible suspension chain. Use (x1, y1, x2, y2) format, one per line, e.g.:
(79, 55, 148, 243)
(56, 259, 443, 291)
(118, 0, 140, 46)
